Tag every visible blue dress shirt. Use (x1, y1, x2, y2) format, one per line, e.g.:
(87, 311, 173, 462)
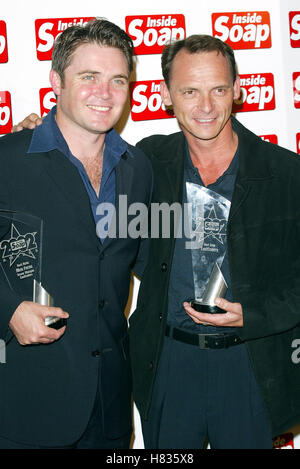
(28, 106, 130, 243)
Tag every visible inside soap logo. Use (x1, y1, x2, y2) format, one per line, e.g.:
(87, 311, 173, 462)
(232, 73, 275, 113)
(289, 12, 300, 48)
(0, 223, 38, 267)
(260, 134, 278, 145)
(212, 12, 271, 49)
(0, 21, 8, 63)
(0, 91, 12, 135)
(130, 80, 175, 121)
(125, 14, 186, 55)
(39, 88, 56, 116)
(293, 72, 300, 108)
(35, 17, 94, 60)
(273, 433, 294, 449)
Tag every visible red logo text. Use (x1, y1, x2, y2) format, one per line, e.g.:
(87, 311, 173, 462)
(125, 14, 186, 55)
(260, 134, 278, 145)
(35, 17, 94, 61)
(273, 433, 294, 449)
(0, 92, 12, 134)
(232, 73, 275, 112)
(130, 80, 175, 121)
(289, 12, 300, 48)
(293, 72, 300, 108)
(39, 88, 56, 117)
(0, 21, 8, 63)
(212, 12, 272, 49)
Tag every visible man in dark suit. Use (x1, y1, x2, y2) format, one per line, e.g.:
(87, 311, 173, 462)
(129, 35, 300, 448)
(0, 19, 152, 448)
(15, 33, 300, 450)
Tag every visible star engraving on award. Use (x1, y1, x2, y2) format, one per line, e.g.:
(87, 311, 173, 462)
(0, 223, 38, 266)
(192, 204, 227, 245)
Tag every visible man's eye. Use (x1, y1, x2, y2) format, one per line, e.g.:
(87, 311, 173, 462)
(113, 79, 126, 86)
(83, 75, 94, 81)
(183, 90, 194, 96)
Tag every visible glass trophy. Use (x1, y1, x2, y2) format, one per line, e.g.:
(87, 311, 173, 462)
(0, 210, 66, 329)
(186, 183, 231, 314)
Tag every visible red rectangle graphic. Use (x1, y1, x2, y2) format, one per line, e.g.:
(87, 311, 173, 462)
(0, 21, 8, 63)
(289, 12, 300, 48)
(125, 14, 186, 55)
(130, 80, 175, 121)
(0, 91, 12, 134)
(232, 73, 275, 112)
(39, 88, 56, 116)
(35, 17, 94, 60)
(212, 11, 272, 49)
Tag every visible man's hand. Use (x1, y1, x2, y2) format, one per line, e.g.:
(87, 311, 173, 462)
(9, 301, 69, 345)
(183, 297, 244, 327)
(12, 113, 42, 133)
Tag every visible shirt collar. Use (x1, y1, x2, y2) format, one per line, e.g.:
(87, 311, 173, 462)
(184, 136, 239, 177)
(27, 105, 131, 159)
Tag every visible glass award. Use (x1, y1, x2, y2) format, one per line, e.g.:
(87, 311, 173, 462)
(186, 183, 231, 314)
(0, 210, 66, 329)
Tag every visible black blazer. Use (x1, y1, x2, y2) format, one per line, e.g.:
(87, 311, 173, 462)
(129, 117, 300, 437)
(0, 128, 152, 446)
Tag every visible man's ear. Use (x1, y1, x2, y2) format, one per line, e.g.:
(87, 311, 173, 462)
(49, 69, 62, 97)
(160, 80, 172, 107)
(233, 75, 241, 101)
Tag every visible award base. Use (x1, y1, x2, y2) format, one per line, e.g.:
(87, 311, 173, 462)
(33, 280, 67, 329)
(45, 317, 67, 330)
(191, 300, 226, 314)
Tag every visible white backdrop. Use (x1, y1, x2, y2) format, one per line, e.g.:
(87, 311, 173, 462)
(0, 0, 299, 450)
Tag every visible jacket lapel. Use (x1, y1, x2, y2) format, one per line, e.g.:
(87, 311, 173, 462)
(229, 117, 275, 223)
(44, 150, 99, 247)
(100, 152, 134, 249)
(150, 133, 185, 243)
(115, 153, 134, 201)
(152, 133, 185, 206)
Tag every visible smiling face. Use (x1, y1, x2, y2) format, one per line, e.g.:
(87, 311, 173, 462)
(50, 42, 130, 138)
(160, 49, 240, 147)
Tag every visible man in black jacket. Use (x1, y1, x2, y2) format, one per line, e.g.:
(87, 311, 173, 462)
(14, 34, 300, 449)
(0, 19, 152, 449)
(129, 35, 300, 449)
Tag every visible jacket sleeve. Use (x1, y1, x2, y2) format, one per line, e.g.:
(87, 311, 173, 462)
(235, 200, 300, 342)
(0, 140, 24, 341)
(238, 270, 300, 342)
(132, 237, 150, 279)
(132, 141, 153, 279)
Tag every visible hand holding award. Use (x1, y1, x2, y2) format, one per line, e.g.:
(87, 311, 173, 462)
(0, 210, 68, 344)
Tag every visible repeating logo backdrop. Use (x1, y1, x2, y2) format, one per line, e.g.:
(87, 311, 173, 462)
(125, 14, 186, 55)
(35, 17, 94, 61)
(0, 21, 8, 63)
(211, 11, 272, 49)
(0, 0, 300, 449)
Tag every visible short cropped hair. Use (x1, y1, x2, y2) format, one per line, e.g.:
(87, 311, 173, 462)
(51, 18, 134, 82)
(161, 34, 237, 88)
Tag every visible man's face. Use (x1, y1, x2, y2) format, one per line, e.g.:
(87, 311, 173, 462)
(50, 43, 130, 137)
(160, 49, 240, 145)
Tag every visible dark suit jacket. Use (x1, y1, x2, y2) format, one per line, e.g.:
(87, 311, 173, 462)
(0, 128, 152, 446)
(129, 117, 300, 437)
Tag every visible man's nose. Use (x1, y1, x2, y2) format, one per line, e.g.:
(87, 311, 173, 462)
(94, 81, 112, 99)
(197, 93, 214, 113)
